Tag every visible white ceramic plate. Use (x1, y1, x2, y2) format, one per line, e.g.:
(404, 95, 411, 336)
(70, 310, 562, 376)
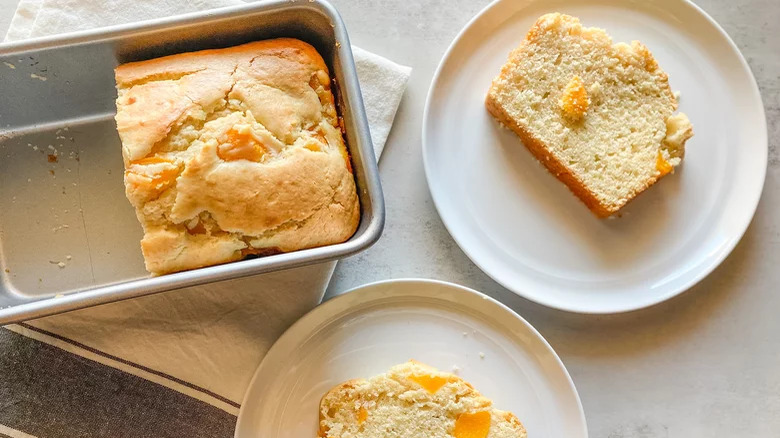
(422, 0, 767, 313)
(235, 279, 587, 438)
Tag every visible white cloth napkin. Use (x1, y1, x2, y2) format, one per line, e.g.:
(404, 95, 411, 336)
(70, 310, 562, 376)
(4, 0, 410, 409)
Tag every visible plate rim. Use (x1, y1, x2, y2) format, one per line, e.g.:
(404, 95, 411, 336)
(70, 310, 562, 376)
(421, 0, 768, 314)
(234, 277, 588, 437)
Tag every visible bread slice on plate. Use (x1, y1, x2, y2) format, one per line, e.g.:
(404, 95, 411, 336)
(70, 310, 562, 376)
(486, 13, 693, 217)
(318, 360, 527, 438)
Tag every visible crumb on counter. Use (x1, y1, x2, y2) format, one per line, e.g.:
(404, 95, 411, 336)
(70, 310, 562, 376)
(30, 73, 47, 81)
(3, 62, 15, 69)
(451, 365, 461, 375)
(462, 331, 468, 337)
(478, 352, 485, 359)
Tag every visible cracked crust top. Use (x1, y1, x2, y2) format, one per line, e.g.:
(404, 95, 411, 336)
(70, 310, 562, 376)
(115, 38, 360, 275)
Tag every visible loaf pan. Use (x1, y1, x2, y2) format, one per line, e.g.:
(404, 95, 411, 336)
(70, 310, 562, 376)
(0, 0, 384, 323)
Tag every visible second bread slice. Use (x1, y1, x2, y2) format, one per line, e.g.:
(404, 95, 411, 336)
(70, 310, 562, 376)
(319, 361, 526, 438)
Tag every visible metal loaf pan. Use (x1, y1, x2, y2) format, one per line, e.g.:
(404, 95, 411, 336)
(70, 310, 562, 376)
(0, 0, 384, 323)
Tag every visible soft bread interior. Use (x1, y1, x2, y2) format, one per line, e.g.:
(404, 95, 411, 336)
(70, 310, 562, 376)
(487, 13, 693, 216)
(319, 361, 527, 438)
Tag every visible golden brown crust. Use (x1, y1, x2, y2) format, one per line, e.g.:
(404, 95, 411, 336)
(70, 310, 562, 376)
(115, 38, 328, 88)
(486, 93, 614, 217)
(115, 39, 359, 274)
(486, 92, 669, 217)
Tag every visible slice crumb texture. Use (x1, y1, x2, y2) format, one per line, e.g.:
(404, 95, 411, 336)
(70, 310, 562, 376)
(318, 361, 527, 438)
(486, 13, 693, 217)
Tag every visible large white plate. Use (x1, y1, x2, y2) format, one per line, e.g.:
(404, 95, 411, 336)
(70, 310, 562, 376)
(235, 279, 587, 438)
(422, 0, 767, 313)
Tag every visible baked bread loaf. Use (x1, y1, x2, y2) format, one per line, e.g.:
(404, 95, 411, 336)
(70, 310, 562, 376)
(486, 13, 693, 217)
(114, 39, 359, 274)
(319, 361, 527, 438)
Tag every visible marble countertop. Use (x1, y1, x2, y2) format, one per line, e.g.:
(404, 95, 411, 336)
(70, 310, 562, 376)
(2, 0, 778, 436)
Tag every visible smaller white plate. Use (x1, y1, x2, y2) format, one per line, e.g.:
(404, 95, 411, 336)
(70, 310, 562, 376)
(235, 279, 587, 438)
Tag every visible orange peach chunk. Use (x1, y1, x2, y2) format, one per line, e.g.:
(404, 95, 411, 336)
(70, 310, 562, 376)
(126, 156, 180, 194)
(559, 75, 589, 120)
(218, 127, 266, 162)
(656, 150, 673, 176)
(409, 374, 450, 394)
(453, 411, 491, 438)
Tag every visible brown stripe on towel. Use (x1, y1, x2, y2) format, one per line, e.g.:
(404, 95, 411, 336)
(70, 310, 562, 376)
(0, 328, 235, 438)
(17, 323, 240, 409)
